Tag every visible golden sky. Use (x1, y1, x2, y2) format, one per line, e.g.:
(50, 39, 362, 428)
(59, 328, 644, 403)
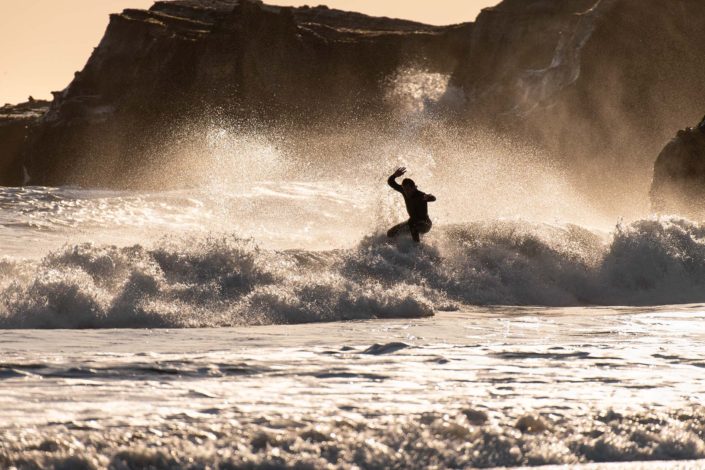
(0, 0, 496, 105)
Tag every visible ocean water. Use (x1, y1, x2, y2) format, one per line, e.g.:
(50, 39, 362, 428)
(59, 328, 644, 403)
(0, 183, 704, 469)
(1, 308, 705, 469)
(2, 71, 705, 469)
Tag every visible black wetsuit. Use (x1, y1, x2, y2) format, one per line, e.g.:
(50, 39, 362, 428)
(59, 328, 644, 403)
(387, 175, 436, 242)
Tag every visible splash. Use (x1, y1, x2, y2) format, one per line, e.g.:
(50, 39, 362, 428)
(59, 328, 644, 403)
(384, 67, 455, 114)
(2, 218, 705, 328)
(122, 63, 650, 226)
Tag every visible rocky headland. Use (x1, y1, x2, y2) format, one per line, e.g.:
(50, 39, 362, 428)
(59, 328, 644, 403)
(7, 0, 471, 187)
(2, 0, 705, 211)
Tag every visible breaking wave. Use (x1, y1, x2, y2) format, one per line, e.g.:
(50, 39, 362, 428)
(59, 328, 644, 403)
(1, 217, 705, 328)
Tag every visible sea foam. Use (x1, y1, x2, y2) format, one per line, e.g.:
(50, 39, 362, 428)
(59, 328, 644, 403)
(1, 218, 705, 328)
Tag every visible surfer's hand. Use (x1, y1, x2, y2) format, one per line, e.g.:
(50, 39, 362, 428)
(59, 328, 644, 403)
(392, 167, 406, 178)
(425, 194, 437, 202)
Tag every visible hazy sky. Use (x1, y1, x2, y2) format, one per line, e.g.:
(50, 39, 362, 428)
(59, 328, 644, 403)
(0, 1, 496, 105)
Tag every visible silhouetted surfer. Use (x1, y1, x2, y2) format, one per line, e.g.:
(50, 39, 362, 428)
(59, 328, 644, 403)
(387, 167, 436, 243)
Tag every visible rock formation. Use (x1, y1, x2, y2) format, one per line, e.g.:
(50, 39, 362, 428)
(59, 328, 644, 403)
(650, 118, 705, 218)
(3, 0, 705, 211)
(451, 0, 705, 208)
(20, 0, 471, 187)
(0, 100, 49, 186)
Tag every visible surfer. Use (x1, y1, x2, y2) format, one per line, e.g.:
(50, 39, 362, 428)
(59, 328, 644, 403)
(387, 167, 436, 243)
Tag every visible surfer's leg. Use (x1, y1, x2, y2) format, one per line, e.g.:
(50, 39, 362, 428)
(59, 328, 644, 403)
(387, 221, 409, 238)
(410, 226, 421, 242)
(410, 220, 431, 243)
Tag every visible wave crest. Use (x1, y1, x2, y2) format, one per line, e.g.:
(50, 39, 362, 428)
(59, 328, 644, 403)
(1, 218, 705, 328)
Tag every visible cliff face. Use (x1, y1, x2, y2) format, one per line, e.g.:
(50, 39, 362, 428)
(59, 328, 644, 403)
(453, 0, 599, 118)
(8, 0, 705, 201)
(453, 0, 705, 205)
(23, 0, 471, 187)
(0, 100, 49, 186)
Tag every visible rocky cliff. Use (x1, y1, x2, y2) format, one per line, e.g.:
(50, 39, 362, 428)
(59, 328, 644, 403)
(5, 0, 705, 207)
(20, 0, 471, 187)
(451, 0, 705, 208)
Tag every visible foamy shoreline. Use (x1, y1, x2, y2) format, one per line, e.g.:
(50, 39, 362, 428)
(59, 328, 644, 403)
(2, 309, 704, 468)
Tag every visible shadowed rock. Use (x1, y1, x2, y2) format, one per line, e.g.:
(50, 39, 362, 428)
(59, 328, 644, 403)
(0, 100, 49, 186)
(650, 117, 705, 218)
(450, 0, 705, 212)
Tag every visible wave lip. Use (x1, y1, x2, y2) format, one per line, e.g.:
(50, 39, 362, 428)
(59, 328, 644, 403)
(1, 218, 705, 328)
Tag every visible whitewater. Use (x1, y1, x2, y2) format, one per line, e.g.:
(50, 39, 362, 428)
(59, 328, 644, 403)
(2, 71, 705, 469)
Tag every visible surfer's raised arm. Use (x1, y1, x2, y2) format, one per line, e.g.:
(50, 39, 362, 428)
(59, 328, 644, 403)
(388, 167, 406, 192)
(424, 193, 437, 202)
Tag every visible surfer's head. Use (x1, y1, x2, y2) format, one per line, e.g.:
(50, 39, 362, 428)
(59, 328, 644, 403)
(401, 178, 416, 195)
